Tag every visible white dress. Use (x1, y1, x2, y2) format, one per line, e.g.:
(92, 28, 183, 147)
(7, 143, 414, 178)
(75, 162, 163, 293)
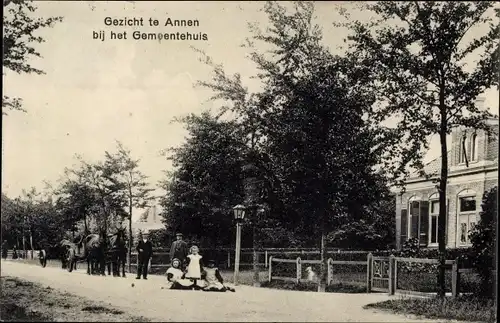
(185, 254, 202, 279)
(165, 267, 192, 288)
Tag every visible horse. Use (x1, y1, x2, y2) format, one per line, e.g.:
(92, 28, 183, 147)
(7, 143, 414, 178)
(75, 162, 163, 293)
(83, 230, 107, 276)
(106, 227, 127, 277)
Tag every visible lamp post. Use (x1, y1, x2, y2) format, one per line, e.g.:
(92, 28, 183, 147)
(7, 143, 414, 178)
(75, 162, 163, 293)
(233, 204, 246, 285)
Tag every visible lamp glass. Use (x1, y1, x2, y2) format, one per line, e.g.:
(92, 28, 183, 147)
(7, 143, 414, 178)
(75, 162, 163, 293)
(233, 204, 246, 220)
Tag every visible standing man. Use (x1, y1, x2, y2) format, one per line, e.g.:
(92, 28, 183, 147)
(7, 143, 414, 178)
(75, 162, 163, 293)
(136, 232, 153, 280)
(170, 233, 189, 270)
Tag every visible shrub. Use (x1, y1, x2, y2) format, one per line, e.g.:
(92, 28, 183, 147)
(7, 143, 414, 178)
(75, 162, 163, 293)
(469, 186, 497, 299)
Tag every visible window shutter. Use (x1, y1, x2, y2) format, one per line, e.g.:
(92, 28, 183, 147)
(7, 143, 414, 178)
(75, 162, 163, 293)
(410, 201, 420, 240)
(419, 201, 429, 246)
(400, 209, 408, 246)
(445, 199, 449, 245)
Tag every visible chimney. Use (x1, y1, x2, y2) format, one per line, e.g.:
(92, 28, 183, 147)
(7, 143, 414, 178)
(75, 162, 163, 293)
(475, 96, 486, 110)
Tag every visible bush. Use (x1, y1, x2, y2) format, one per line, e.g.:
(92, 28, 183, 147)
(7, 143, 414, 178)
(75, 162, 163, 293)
(469, 186, 497, 299)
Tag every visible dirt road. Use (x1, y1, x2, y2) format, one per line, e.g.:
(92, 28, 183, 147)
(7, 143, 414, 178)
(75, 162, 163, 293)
(1, 260, 440, 322)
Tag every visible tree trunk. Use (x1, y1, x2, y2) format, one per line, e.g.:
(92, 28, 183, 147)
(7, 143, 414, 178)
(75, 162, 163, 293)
(29, 231, 34, 260)
(318, 227, 327, 292)
(437, 90, 448, 298)
(318, 206, 328, 292)
(22, 234, 26, 259)
(128, 200, 133, 273)
(84, 215, 88, 235)
(252, 222, 260, 287)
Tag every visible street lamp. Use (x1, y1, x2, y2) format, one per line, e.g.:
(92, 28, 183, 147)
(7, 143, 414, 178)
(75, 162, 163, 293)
(233, 204, 246, 285)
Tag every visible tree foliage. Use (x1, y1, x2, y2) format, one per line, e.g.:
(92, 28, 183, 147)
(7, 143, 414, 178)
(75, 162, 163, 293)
(340, 0, 499, 297)
(1, 189, 65, 250)
(159, 112, 245, 247)
(470, 186, 497, 299)
(2, 0, 62, 115)
(189, 1, 391, 247)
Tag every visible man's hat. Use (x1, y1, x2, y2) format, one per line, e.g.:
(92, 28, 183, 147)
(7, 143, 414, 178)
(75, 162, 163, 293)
(175, 232, 183, 236)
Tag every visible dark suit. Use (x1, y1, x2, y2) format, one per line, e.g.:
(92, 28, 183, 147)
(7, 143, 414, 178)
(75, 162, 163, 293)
(136, 240, 153, 279)
(169, 240, 189, 268)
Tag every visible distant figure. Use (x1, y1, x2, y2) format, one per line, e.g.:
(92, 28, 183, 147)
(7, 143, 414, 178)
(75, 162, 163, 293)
(169, 233, 188, 269)
(185, 245, 204, 289)
(136, 232, 153, 280)
(305, 266, 317, 282)
(1, 240, 8, 259)
(12, 246, 18, 260)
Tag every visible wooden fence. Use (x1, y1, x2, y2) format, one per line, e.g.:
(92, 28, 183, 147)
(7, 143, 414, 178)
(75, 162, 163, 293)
(268, 256, 366, 286)
(127, 248, 369, 272)
(267, 253, 491, 297)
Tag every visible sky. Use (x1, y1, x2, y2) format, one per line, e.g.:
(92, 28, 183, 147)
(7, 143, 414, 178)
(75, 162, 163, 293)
(2, 1, 499, 221)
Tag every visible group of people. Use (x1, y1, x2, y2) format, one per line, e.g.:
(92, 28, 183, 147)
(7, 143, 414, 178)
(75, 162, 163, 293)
(135, 232, 234, 292)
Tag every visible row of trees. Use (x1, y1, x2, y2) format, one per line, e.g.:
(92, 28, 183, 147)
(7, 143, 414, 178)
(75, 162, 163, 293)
(159, 1, 498, 294)
(1, 142, 154, 269)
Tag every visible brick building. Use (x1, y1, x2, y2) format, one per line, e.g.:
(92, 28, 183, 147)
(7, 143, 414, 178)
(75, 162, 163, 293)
(394, 117, 498, 250)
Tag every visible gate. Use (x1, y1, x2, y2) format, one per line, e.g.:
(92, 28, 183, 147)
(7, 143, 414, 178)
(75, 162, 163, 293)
(367, 254, 393, 293)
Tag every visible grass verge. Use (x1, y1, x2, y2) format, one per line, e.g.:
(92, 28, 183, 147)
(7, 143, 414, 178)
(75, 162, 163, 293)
(364, 295, 497, 323)
(0, 276, 150, 322)
(260, 280, 367, 293)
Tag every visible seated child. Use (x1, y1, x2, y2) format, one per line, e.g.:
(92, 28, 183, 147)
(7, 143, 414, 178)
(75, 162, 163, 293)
(165, 258, 193, 290)
(202, 260, 235, 292)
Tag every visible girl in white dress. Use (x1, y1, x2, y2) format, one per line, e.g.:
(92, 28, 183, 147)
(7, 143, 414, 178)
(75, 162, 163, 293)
(164, 258, 193, 289)
(185, 245, 205, 289)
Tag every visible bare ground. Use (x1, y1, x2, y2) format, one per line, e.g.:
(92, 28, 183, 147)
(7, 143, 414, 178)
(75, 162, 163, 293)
(0, 276, 150, 322)
(1, 260, 458, 322)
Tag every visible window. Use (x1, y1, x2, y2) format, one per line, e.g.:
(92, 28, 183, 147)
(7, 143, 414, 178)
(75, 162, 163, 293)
(457, 190, 478, 246)
(471, 133, 478, 161)
(429, 199, 439, 245)
(460, 222, 467, 244)
(406, 196, 430, 246)
(460, 196, 476, 212)
(459, 135, 467, 164)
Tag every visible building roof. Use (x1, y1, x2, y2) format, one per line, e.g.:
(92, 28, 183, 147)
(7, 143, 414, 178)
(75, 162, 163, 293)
(409, 151, 451, 179)
(133, 205, 164, 234)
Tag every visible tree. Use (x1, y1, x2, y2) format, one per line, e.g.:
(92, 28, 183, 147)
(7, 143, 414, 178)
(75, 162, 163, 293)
(470, 186, 497, 299)
(196, 1, 388, 291)
(341, 1, 499, 297)
(2, 189, 65, 257)
(61, 156, 128, 235)
(3, 0, 62, 115)
(329, 194, 396, 251)
(103, 141, 154, 272)
(159, 112, 245, 247)
(1, 193, 23, 247)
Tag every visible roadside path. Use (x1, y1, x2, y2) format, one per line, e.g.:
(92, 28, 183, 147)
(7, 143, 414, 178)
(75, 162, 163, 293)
(1, 261, 447, 322)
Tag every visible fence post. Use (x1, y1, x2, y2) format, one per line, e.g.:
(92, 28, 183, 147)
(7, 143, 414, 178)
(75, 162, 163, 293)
(227, 251, 231, 269)
(367, 252, 373, 293)
(327, 258, 333, 286)
(265, 250, 268, 268)
(452, 258, 460, 298)
(268, 256, 273, 282)
(388, 255, 395, 295)
(296, 257, 302, 284)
